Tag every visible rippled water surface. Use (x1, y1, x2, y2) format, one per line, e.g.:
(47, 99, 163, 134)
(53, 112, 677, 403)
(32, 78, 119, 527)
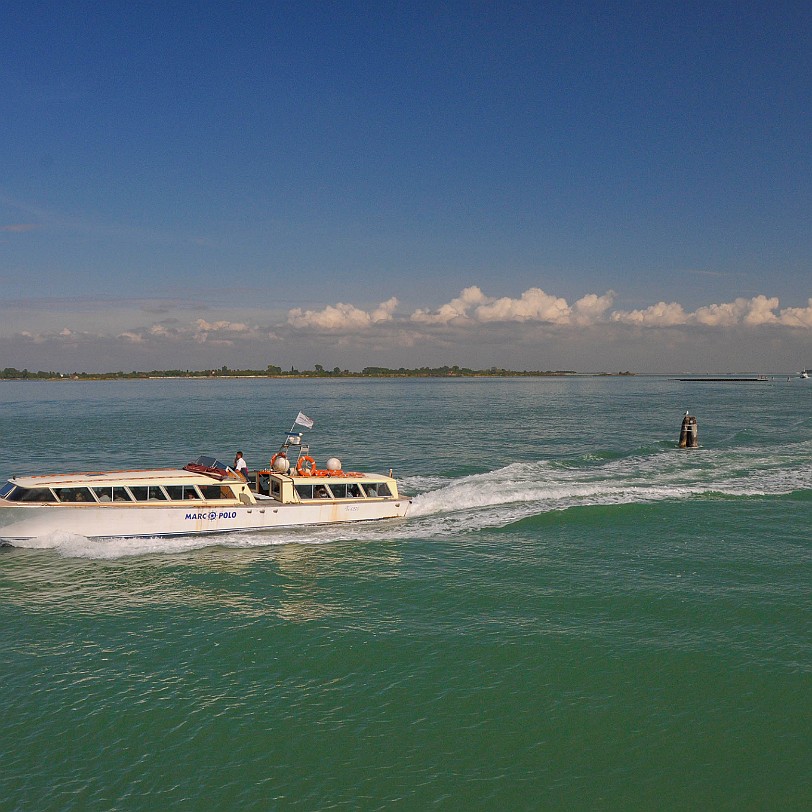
(1, 377, 810, 809)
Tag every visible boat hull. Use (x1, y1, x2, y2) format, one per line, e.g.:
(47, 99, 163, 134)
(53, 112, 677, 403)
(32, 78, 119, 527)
(0, 498, 409, 542)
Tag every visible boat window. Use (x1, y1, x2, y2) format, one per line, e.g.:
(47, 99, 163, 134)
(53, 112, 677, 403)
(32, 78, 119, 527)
(127, 485, 169, 501)
(295, 484, 314, 500)
(269, 478, 281, 499)
(198, 484, 234, 500)
(0, 482, 16, 499)
(313, 484, 330, 499)
(163, 484, 202, 501)
(346, 483, 363, 498)
(91, 485, 132, 502)
(57, 487, 95, 503)
(6, 486, 55, 503)
(367, 482, 391, 497)
(25, 488, 56, 502)
(91, 486, 133, 502)
(329, 483, 347, 498)
(163, 485, 182, 500)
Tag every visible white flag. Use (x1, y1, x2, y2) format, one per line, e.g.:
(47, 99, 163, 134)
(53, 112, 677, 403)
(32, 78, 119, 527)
(294, 411, 314, 429)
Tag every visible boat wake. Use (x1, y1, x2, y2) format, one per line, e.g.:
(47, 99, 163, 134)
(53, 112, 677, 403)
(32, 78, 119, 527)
(404, 440, 812, 530)
(5, 526, 347, 560)
(7, 441, 811, 559)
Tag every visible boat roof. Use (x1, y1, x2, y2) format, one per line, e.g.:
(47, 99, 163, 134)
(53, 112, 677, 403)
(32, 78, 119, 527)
(10, 467, 234, 488)
(8, 468, 394, 488)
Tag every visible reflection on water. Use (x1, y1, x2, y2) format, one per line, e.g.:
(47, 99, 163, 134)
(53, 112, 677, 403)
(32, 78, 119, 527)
(0, 538, 404, 622)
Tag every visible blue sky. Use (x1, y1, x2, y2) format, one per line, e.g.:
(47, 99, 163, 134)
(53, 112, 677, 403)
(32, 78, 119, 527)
(1, 1, 810, 372)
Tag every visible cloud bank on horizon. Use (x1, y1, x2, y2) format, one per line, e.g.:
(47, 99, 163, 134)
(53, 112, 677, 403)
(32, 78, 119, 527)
(3, 286, 812, 371)
(286, 287, 812, 331)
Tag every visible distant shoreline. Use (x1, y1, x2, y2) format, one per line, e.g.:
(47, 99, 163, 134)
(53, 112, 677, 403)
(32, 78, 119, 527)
(3, 370, 801, 381)
(1, 368, 598, 381)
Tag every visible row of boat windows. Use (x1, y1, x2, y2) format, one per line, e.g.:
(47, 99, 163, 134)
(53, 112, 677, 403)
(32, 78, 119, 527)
(293, 481, 392, 500)
(0, 482, 237, 504)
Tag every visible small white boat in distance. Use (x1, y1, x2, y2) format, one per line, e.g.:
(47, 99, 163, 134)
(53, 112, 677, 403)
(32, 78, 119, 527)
(0, 418, 410, 543)
(800, 369, 810, 379)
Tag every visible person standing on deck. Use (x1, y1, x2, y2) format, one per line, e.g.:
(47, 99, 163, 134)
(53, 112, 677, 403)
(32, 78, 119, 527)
(233, 451, 249, 480)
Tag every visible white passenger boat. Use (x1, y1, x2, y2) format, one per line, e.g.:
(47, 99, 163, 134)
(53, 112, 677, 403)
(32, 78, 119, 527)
(0, 417, 410, 543)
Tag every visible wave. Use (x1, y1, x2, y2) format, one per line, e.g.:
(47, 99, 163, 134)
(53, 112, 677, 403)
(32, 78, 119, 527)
(406, 440, 812, 523)
(5, 525, 351, 560)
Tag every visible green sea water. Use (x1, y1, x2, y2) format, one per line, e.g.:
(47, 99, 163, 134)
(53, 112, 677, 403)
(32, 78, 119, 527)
(1, 376, 810, 810)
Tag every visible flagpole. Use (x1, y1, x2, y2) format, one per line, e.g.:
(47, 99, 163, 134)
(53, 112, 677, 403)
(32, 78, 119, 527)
(283, 412, 314, 449)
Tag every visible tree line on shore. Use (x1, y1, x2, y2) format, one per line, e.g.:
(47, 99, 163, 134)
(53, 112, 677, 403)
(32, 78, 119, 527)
(1, 364, 581, 380)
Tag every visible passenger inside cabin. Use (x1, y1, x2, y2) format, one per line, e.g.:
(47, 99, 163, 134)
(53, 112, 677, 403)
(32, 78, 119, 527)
(314, 485, 329, 498)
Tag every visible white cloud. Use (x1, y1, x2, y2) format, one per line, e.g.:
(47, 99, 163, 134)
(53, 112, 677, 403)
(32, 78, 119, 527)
(743, 295, 780, 326)
(195, 319, 250, 333)
(691, 296, 777, 327)
(572, 291, 616, 325)
(412, 287, 616, 326)
(692, 300, 747, 327)
(410, 286, 487, 324)
(474, 287, 572, 323)
(777, 298, 812, 328)
(193, 319, 253, 344)
(15, 327, 104, 345)
(371, 297, 399, 322)
(288, 298, 398, 331)
(612, 295, 795, 329)
(611, 301, 690, 326)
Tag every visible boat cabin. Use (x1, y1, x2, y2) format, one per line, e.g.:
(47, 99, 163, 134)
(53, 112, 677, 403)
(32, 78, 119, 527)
(0, 466, 252, 506)
(257, 471, 396, 503)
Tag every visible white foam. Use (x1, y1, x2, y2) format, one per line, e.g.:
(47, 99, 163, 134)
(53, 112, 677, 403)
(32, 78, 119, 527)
(407, 443, 812, 527)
